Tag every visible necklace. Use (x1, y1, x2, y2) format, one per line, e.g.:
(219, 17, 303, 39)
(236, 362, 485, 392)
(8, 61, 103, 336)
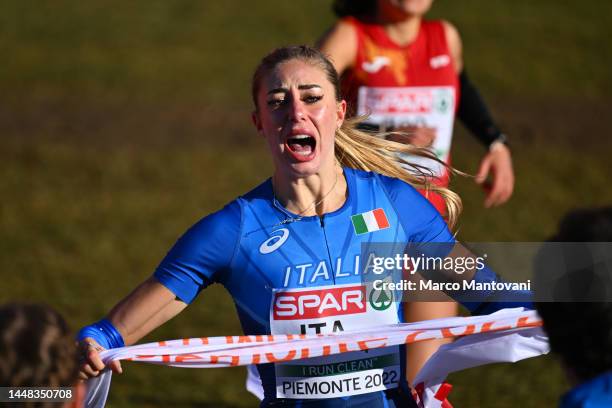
(273, 170, 340, 222)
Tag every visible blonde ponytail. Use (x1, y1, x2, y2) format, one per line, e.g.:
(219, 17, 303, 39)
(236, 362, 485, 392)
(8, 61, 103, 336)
(252, 45, 462, 229)
(335, 117, 462, 229)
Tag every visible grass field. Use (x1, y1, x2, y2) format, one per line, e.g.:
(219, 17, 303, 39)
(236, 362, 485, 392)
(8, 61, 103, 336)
(1, 1, 611, 406)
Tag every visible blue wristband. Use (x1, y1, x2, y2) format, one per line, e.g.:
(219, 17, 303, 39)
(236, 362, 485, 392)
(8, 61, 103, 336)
(460, 266, 534, 315)
(77, 318, 125, 349)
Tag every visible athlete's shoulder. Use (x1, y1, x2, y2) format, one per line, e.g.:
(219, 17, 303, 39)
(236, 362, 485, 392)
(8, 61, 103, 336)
(335, 15, 380, 41)
(372, 171, 422, 197)
(414, 19, 462, 74)
(338, 16, 362, 29)
(439, 20, 461, 38)
(235, 178, 273, 207)
(318, 18, 358, 74)
(154, 199, 243, 303)
(348, 168, 428, 206)
(345, 166, 386, 189)
(420, 19, 456, 40)
(347, 166, 376, 180)
(369, 171, 454, 243)
(348, 167, 417, 193)
(178, 199, 242, 252)
(440, 20, 461, 50)
(189, 178, 272, 233)
(377, 173, 437, 216)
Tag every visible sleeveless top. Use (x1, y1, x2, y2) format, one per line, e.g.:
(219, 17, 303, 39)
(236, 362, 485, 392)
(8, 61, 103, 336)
(341, 17, 460, 213)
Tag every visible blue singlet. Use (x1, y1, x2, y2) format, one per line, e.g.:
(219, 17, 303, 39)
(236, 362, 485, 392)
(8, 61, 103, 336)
(154, 167, 455, 407)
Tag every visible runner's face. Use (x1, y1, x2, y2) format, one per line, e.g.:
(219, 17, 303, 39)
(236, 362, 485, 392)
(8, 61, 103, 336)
(253, 59, 346, 178)
(380, 0, 433, 17)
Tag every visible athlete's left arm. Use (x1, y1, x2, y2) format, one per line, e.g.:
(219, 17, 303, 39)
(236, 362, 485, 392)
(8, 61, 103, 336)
(442, 20, 514, 208)
(379, 175, 532, 314)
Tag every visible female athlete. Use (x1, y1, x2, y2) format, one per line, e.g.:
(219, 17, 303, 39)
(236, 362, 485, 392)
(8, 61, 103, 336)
(318, 0, 515, 383)
(78, 46, 527, 407)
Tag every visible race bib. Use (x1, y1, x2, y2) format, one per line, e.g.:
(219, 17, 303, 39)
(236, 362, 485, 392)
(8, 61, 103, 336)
(357, 86, 456, 177)
(270, 283, 400, 399)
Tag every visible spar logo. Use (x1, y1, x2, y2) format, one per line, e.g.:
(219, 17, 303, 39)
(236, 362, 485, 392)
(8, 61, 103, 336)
(363, 88, 433, 115)
(259, 228, 289, 254)
(369, 287, 393, 311)
(273, 285, 366, 320)
(433, 89, 453, 114)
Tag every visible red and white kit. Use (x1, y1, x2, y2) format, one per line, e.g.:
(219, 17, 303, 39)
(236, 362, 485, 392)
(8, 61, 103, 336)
(342, 17, 460, 213)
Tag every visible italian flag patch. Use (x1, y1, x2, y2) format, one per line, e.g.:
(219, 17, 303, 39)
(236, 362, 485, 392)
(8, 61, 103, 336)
(351, 208, 390, 235)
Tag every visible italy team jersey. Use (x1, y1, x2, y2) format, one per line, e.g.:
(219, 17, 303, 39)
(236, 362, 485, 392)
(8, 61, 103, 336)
(154, 168, 454, 406)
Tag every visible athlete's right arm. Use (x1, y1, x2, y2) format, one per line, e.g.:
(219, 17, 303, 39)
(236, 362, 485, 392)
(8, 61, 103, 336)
(317, 20, 357, 74)
(78, 278, 186, 379)
(78, 201, 242, 380)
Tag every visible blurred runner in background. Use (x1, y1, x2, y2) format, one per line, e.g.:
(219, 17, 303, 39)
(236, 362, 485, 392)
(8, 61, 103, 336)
(318, 0, 515, 384)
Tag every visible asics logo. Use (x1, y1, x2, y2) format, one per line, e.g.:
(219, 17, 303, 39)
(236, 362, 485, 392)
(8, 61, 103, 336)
(259, 228, 289, 254)
(362, 56, 390, 73)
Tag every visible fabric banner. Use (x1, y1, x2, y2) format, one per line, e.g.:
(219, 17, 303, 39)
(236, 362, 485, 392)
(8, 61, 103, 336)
(411, 326, 548, 407)
(85, 308, 548, 408)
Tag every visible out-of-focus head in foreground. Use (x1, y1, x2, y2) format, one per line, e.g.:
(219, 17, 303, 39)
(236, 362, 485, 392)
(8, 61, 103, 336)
(535, 207, 612, 407)
(0, 302, 84, 407)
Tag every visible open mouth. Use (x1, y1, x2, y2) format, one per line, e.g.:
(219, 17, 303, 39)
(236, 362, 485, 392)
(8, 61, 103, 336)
(285, 134, 316, 157)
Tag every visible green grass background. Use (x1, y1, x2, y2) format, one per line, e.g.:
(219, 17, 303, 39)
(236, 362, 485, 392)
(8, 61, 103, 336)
(1, 0, 611, 406)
